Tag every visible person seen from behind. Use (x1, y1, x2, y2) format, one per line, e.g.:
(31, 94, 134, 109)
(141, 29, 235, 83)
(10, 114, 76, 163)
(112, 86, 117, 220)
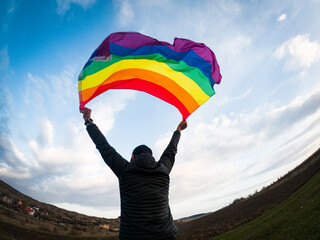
(81, 107, 187, 240)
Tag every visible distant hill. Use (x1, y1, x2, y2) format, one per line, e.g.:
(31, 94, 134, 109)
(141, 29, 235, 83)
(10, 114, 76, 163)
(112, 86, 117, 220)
(178, 213, 211, 222)
(175, 147, 320, 240)
(0, 180, 120, 239)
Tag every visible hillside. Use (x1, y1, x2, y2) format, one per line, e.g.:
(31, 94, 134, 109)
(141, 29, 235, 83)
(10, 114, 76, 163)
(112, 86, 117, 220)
(0, 147, 319, 240)
(213, 169, 320, 239)
(0, 180, 120, 239)
(175, 147, 320, 240)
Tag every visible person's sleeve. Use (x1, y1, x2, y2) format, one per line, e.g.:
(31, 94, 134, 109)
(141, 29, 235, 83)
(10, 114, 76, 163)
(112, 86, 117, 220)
(86, 124, 128, 178)
(159, 130, 181, 173)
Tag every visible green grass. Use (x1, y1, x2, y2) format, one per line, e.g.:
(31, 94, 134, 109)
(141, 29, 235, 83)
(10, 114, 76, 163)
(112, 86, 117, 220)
(213, 171, 320, 240)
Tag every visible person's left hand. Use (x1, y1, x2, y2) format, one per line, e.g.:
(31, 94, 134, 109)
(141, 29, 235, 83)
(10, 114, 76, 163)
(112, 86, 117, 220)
(80, 107, 92, 121)
(177, 120, 187, 132)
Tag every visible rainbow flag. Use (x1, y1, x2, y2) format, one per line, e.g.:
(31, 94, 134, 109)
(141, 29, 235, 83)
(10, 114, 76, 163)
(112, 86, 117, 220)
(78, 32, 221, 119)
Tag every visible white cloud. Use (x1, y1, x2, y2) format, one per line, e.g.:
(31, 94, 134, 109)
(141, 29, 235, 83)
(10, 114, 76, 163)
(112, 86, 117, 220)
(114, 0, 135, 26)
(0, 136, 31, 180)
(56, 0, 96, 15)
(277, 13, 287, 22)
(226, 88, 252, 104)
(113, 0, 241, 41)
(275, 34, 320, 71)
(5, 119, 119, 207)
(36, 119, 54, 147)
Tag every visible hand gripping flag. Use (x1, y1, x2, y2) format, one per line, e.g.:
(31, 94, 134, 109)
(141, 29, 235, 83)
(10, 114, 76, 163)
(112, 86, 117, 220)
(78, 32, 222, 120)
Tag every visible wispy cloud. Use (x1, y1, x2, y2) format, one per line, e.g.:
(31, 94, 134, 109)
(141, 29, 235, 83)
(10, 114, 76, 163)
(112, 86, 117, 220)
(0, 77, 11, 158)
(228, 88, 252, 103)
(0, 47, 9, 70)
(7, 0, 17, 13)
(114, 0, 135, 26)
(56, 0, 96, 15)
(114, 0, 242, 41)
(1, 0, 18, 31)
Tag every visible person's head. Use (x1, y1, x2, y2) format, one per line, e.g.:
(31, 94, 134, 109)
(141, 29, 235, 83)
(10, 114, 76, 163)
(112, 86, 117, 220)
(131, 144, 152, 162)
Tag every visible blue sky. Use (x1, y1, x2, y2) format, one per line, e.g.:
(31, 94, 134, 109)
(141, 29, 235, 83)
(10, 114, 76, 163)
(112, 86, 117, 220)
(1, 0, 320, 219)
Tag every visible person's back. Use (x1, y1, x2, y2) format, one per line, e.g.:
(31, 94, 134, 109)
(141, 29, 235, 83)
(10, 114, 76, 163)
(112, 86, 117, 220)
(119, 153, 177, 239)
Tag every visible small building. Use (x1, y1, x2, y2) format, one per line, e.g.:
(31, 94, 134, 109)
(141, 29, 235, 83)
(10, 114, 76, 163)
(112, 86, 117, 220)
(99, 224, 110, 229)
(2, 196, 13, 205)
(27, 207, 35, 216)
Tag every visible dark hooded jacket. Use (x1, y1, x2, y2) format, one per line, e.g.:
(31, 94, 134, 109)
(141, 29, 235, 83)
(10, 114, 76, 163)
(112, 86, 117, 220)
(86, 123, 181, 240)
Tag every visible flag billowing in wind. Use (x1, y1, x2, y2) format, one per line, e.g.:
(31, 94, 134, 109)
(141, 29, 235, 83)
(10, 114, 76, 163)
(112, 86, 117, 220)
(78, 32, 222, 119)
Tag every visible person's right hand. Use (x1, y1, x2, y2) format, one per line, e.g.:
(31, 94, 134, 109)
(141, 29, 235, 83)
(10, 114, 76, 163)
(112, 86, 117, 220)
(80, 107, 92, 121)
(177, 120, 187, 132)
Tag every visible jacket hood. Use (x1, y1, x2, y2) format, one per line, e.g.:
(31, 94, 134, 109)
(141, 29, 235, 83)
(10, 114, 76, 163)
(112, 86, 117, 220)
(133, 153, 158, 170)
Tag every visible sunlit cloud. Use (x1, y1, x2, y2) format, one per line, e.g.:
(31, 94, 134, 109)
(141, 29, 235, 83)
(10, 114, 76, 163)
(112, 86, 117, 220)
(275, 34, 320, 70)
(277, 13, 287, 22)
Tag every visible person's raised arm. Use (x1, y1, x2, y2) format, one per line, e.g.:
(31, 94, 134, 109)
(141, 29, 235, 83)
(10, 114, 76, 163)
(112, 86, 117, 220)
(80, 107, 128, 178)
(159, 120, 187, 172)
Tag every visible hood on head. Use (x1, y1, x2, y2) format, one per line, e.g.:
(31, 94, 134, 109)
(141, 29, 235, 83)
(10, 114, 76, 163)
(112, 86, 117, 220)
(133, 153, 158, 170)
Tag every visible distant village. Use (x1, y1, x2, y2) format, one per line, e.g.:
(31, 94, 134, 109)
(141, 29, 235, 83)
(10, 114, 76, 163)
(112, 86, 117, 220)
(0, 192, 119, 232)
(0, 193, 48, 218)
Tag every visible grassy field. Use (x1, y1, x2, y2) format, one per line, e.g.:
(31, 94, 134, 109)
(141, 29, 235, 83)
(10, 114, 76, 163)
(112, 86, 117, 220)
(213, 170, 320, 240)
